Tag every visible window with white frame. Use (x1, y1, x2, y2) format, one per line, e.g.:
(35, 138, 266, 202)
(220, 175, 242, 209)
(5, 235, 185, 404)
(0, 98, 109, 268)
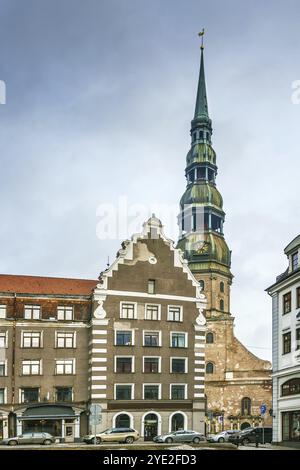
(143, 384, 161, 400)
(22, 360, 41, 375)
(0, 360, 7, 376)
(145, 304, 160, 321)
(21, 387, 39, 403)
(170, 384, 187, 400)
(143, 356, 161, 373)
(171, 332, 187, 348)
(120, 302, 137, 319)
(24, 305, 41, 320)
(115, 356, 134, 373)
(115, 384, 134, 400)
(171, 357, 187, 374)
(55, 359, 75, 375)
(143, 331, 161, 347)
(57, 306, 74, 321)
(168, 306, 183, 322)
(56, 331, 76, 348)
(115, 330, 133, 346)
(22, 331, 42, 348)
(0, 305, 6, 319)
(0, 388, 5, 404)
(0, 331, 8, 348)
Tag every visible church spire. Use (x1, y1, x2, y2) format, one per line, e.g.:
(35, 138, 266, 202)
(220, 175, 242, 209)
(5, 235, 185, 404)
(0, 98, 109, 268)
(194, 47, 209, 121)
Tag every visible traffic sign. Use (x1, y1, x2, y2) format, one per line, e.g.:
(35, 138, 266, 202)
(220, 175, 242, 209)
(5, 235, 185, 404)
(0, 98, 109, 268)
(260, 404, 267, 415)
(89, 404, 102, 416)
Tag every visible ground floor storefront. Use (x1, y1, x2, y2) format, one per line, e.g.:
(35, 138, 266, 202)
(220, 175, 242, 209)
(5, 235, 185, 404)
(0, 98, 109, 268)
(281, 410, 300, 446)
(0, 409, 9, 439)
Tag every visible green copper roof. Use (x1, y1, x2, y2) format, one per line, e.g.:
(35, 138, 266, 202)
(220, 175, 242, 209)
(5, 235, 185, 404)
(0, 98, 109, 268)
(180, 182, 223, 210)
(177, 231, 231, 268)
(186, 142, 216, 166)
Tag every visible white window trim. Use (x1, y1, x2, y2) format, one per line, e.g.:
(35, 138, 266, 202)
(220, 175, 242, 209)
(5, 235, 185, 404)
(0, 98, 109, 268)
(57, 305, 74, 321)
(169, 383, 187, 400)
(0, 359, 8, 376)
(0, 305, 7, 319)
(0, 387, 7, 404)
(55, 386, 74, 401)
(170, 357, 188, 374)
(120, 301, 138, 320)
(114, 355, 135, 373)
(114, 383, 135, 400)
(170, 331, 188, 348)
(21, 359, 42, 376)
(143, 356, 162, 373)
(143, 330, 162, 347)
(143, 383, 162, 400)
(167, 305, 183, 322)
(24, 305, 41, 320)
(144, 303, 161, 321)
(55, 331, 76, 348)
(0, 330, 8, 348)
(114, 329, 135, 346)
(21, 330, 43, 348)
(55, 358, 76, 375)
(19, 387, 40, 404)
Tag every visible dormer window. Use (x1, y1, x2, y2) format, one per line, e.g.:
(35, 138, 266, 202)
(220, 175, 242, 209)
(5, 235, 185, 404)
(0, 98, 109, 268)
(292, 252, 298, 271)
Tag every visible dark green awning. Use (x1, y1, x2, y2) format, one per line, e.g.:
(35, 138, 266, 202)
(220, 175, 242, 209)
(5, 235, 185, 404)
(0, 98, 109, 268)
(21, 405, 76, 420)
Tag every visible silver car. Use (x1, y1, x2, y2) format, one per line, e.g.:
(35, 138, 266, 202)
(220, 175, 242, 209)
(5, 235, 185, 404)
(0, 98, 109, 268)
(1, 432, 55, 446)
(207, 430, 240, 443)
(153, 430, 205, 444)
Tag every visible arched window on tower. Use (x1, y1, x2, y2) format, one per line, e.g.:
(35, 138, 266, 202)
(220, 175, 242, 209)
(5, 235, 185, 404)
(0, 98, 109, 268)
(206, 332, 214, 344)
(241, 397, 252, 416)
(220, 282, 224, 293)
(199, 280, 205, 291)
(220, 299, 224, 311)
(206, 362, 214, 374)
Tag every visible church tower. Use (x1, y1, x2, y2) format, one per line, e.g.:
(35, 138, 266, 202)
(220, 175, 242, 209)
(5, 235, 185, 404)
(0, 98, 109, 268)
(177, 40, 272, 432)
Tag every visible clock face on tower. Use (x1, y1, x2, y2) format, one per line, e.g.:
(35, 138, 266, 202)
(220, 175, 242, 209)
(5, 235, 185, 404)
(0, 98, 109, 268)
(194, 241, 210, 254)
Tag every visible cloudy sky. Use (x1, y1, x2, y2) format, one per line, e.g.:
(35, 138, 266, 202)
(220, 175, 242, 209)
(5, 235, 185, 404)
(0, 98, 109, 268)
(1, 0, 300, 360)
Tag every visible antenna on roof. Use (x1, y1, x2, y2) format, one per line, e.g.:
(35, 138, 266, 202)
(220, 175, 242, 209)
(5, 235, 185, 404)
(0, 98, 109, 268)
(106, 256, 110, 268)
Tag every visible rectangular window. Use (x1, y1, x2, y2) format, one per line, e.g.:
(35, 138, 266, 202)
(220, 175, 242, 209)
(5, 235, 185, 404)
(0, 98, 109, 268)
(296, 328, 300, 351)
(168, 306, 183, 322)
(148, 280, 155, 294)
(115, 331, 133, 346)
(115, 385, 133, 400)
(0, 332, 7, 348)
(0, 305, 6, 319)
(22, 331, 42, 348)
(24, 305, 41, 320)
(171, 358, 187, 373)
(145, 304, 160, 321)
(143, 385, 160, 400)
(22, 360, 41, 376)
(56, 387, 73, 402)
(144, 357, 160, 373)
(0, 361, 6, 376)
(57, 306, 74, 321)
(116, 357, 133, 373)
(21, 388, 39, 403)
(171, 384, 186, 400)
(282, 332, 291, 355)
(283, 292, 291, 314)
(144, 331, 160, 347)
(55, 359, 75, 375)
(297, 287, 300, 309)
(0, 388, 5, 404)
(120, 303, 136, 319)
(171, 332, 187, 348)
(292, 252, 298, 271)
(56, 332, 76, 348)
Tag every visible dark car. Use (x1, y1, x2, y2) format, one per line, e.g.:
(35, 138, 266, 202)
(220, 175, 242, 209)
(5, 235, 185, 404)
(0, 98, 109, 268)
(228, 427, 272, 446)
(1, 432, 55, 446)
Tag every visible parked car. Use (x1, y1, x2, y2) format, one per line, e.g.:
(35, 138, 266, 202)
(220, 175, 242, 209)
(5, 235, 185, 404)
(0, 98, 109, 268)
(1, 432, 55, 446)
(153, 430, 206, 444)
(83, 427, 139, 444)
(207, 430, 240, 443)
(228, 427, 273, 445)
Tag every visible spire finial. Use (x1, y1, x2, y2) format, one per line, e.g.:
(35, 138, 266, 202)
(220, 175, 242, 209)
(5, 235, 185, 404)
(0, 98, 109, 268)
(198, 29, 205, 50)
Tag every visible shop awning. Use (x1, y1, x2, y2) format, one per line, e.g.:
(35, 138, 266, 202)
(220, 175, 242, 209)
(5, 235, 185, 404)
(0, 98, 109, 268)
(20, 405, 76, 420)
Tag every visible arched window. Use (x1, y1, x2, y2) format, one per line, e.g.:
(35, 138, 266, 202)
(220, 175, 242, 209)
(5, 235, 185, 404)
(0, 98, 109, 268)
(171, 413, 185, 431)
(220, 299, 224, 311)
(199, 280, 205, 291)
(241, 397, 251, 416)
(281, 378, 300, 396)
(115, 413, 131, 428)
(206, 362, 214, 374)
(206, 332, 214, 344)
(220, 281, 224, 293)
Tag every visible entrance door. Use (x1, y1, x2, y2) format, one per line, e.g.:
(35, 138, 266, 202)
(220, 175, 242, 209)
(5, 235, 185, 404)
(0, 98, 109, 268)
(64, 423, 75, 443)
(0, 420, 3, 440)
(144, 414, 158, 441)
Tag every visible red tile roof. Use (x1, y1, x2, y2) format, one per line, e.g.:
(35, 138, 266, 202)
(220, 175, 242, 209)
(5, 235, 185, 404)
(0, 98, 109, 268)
(0, 274, 98, 296)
